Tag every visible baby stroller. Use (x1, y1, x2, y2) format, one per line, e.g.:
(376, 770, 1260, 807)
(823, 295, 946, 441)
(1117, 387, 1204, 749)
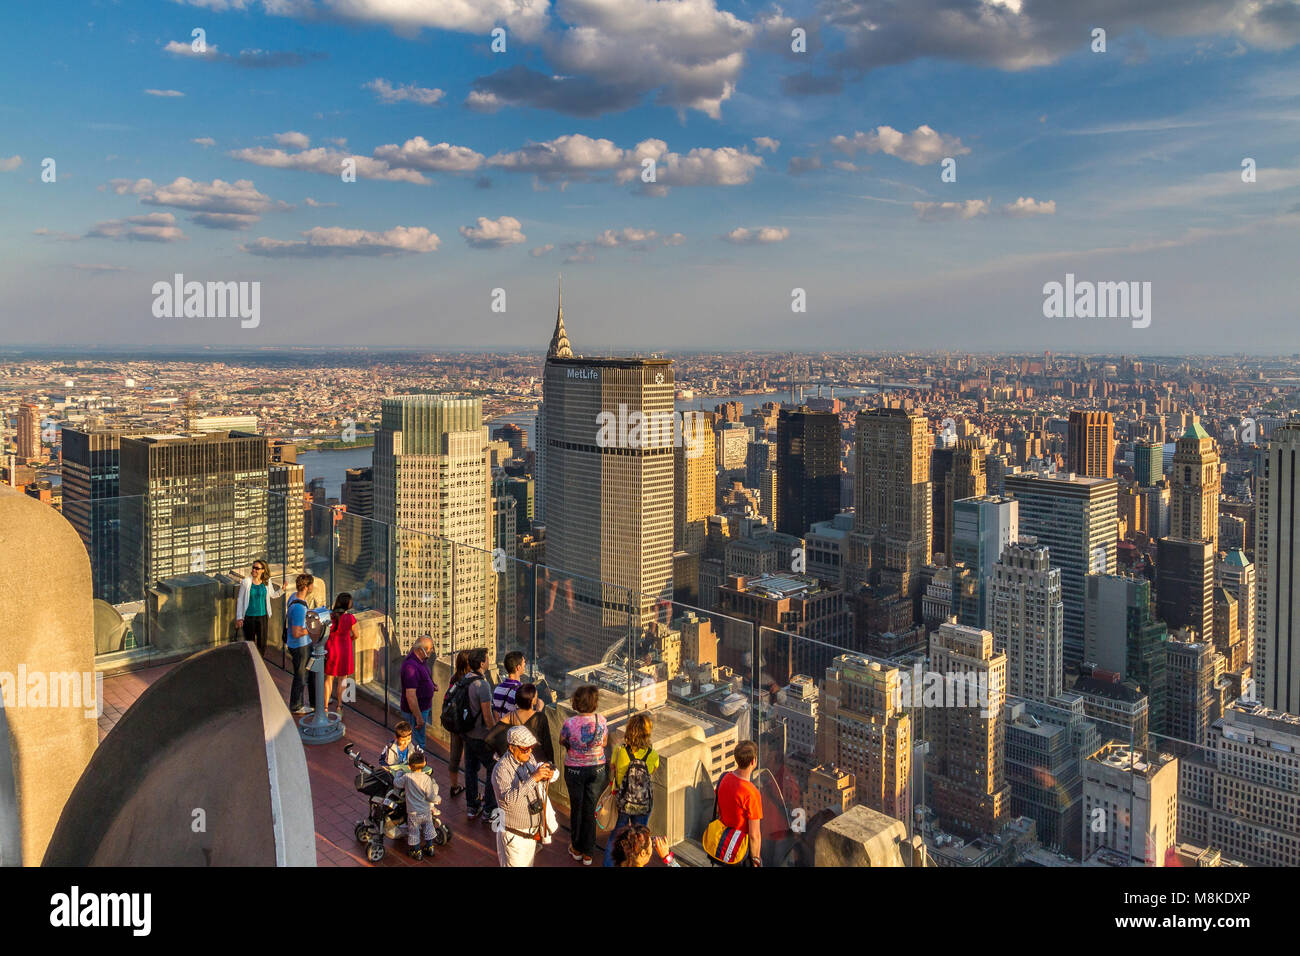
(344, 742, 451, 862)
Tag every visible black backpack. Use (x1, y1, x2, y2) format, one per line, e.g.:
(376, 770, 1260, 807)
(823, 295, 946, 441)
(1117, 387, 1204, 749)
(440, 673, 483, 735)
(617, 744, 653, 816)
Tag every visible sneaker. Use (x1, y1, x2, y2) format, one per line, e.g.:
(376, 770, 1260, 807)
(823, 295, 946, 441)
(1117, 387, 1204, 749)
(582, 855, 592, 866)
(466, 806, 480, 820)
(421, 842, 435, 860)
(291, 704, 311, 715)
(568, 846, 583, 863)
(408, 846, 423, 861)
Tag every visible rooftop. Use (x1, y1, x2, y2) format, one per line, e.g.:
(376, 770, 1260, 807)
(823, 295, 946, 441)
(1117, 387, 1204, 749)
(98, 660, 568, 868)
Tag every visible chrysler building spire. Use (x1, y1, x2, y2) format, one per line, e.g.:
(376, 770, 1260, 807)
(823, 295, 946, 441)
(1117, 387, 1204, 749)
(547, 273, 572, 359)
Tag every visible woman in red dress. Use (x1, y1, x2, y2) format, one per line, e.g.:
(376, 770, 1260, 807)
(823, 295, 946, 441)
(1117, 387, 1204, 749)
(325, 592, 357, 715)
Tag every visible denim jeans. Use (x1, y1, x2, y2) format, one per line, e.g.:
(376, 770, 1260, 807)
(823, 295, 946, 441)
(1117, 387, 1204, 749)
(464, 737, 498, 816)
(288, 644, 316, 711)
(402, 708, 432, 750)
(564, 764, 607, 857)
(603, 810, 650, 867)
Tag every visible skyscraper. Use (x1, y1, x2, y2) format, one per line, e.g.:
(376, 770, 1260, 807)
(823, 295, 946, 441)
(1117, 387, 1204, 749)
(119, 430, 269, 585)
(1067, 410, 1115, 478)
(1084, 574, 1168, 731)
(927, 622, 1010, 836)
(674, 415, 715, 554)
(538, 305, 675, 674)
(1216, 548, 1256, 664)
(374, 394, 495, 656)
(1004, 471, 1118, 667)
(853, 408, 932, 602)
(950, 495, 1019, 629)
(818, 653, 912, 822)
(1255, 422, 1300, 713)
(1178, 700, 1300, 867)
(1081, 744, 1178, 866)
(61, 425, 152, 603)
(267, 461, 305, 576)
(1134, 441, 1164, 487)
(776, 407, 840, 538)
(944, 438, 987, 560)
(16, 402, 43, 463)
(1170, 422, 1221, 552)
(1163, 631, 1221, 745)
(990, 540, 1064, 703)
(1156, 537, 1214, 641)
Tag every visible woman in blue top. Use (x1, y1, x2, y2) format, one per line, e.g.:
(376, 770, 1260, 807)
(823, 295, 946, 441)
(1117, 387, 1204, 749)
(235, 560, 283, 657)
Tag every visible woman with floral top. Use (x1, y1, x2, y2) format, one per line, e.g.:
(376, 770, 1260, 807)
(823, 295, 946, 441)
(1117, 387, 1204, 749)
(559, 684, 607, 865)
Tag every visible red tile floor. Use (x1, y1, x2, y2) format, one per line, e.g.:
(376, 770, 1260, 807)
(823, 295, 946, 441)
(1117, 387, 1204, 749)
(99, 658, 575, 868)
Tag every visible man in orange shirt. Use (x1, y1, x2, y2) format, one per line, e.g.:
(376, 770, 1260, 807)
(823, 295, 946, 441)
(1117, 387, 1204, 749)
(713, 740, 763, 867)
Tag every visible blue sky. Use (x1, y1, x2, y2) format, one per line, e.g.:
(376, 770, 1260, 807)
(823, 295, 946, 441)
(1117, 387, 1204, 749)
(1, 0, 1298, 352)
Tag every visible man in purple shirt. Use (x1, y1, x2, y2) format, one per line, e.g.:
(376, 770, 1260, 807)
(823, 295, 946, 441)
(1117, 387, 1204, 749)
(400, 636, 437, 750)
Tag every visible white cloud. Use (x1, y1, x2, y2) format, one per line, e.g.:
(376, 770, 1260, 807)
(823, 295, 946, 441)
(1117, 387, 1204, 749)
(303, 197, 336, 207)
(164, 39, 217, 57)
(831, 125, 969, 165)
(652, 146, 763, 187)
(192, 137, 216, 148)
(459, 215, 526, 249)
(364, 78, 444, 106)
(488, 134, 632, 180)
(464, 90, 504, 112)
(109, 176, 277, 229)
(0, 155, 21, 172)
(274, 131, 311, 149)
(488, 134, 761, 193)
(174, 0, 549, 42)
(244, 225, 441, 257)
(723, 226, 790, 244)
(144, 88, 185, 97)
(372, 137, 484, 173)
(85, 212, 186, 242)
(594, 227, 657, 247)
(913, 198, 991, 221)
(663, 232, 686, 245)
(530, 244, 555, 257)
(1003, 196, 1056, 216)
(228, 146, 430, 184)
(753, 137, 780, 152)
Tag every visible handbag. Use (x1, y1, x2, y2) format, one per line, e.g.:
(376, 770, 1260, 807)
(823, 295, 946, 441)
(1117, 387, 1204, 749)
(595, 772, 619, 832)
(702, 772, 749, 864)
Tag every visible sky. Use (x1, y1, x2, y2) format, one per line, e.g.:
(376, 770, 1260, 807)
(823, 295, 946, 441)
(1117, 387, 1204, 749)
(0, 0, 1298, 353)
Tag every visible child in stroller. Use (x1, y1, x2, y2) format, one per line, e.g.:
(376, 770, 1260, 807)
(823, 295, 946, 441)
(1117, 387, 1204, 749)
(345, 741, 451, 863)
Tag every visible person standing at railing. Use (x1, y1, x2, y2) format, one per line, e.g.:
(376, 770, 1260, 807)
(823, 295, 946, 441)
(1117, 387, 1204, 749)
(491, 650, 526, 717)
(324, 592, 356, 715)
(235, 560, 282, 658)
(560, 684, 607, 866)
(708, 740, 763, 868)
(491, 725, 559, 867)
(602, 711, 658, 867)
(446, 650, 471, 799)
(462, 647, 500, 825)
(400, 636, 436, 750)
(286, 574, 317, 716)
